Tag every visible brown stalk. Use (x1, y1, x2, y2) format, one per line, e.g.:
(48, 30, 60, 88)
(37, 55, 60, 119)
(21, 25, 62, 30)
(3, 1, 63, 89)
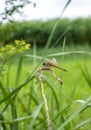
(37, 70, 53, 130)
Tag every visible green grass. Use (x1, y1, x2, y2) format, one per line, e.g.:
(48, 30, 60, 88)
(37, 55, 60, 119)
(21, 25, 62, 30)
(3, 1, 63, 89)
(0, 45, 91, 130)
(1, 0, 91, 128)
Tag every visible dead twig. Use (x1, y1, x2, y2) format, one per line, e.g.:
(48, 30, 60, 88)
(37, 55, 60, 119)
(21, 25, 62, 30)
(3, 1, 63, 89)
(37, 70, 53, 130)
(37, 62, 66, 130)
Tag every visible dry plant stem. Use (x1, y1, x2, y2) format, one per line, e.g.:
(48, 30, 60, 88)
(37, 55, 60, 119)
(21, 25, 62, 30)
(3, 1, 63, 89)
(37, 71, 53, 130)
(38, 67, 63, 84)
(37, 67, 62, 130)
(49, 69, 63, 85)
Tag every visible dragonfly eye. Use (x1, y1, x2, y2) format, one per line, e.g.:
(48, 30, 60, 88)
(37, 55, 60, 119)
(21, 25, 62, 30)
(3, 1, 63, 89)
(43, 62, 46, 66)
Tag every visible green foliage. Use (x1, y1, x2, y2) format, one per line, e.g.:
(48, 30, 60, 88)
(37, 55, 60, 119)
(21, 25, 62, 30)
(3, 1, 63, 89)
(0, 45, 91, 130)
(0, 40, 30, 76)
(81, 66, 91, 88)
(0, 17, 91, 46)
(0, 0, 91, 128)
(0, 40, 30, 60)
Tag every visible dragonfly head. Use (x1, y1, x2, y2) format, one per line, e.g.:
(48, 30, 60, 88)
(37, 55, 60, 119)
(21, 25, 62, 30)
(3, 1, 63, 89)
(43, 62, 46, 66)
(43, 62, 50, 67)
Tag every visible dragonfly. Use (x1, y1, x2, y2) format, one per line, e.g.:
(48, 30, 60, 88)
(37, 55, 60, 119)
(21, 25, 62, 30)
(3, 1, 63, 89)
(42, 58, 67, 72)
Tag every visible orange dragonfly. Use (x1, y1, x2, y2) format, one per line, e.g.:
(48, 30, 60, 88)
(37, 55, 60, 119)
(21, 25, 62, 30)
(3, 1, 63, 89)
(43, 59, 67, 72)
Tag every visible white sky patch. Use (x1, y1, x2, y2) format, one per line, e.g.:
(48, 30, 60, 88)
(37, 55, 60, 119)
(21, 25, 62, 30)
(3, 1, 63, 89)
(0, 0, 5, 12)
(0, 0, 91, 21)
(62, 5, 91, 18)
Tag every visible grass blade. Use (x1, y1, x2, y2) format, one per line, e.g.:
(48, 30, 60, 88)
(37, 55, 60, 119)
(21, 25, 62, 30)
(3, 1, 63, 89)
(57, 97, 91, 130)
(15, 57, 23, 88)
(0, 81, 8, 96)
(0, 75, 35, 105)
(81, 66, 91, 88)
(29, 102, 43, 129)
(52, 27, 70, 48)
(44, 0, 72, 51)
(41, 75, 60, 110)
(10, 101, 18, 130)
(47, 50, 91, 57)
(60, 0, 72, 17)
(73, 117, 91, 130)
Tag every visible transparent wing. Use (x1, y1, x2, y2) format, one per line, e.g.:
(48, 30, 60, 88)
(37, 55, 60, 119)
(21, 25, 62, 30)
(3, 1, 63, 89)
(51, 58, 57, 65)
